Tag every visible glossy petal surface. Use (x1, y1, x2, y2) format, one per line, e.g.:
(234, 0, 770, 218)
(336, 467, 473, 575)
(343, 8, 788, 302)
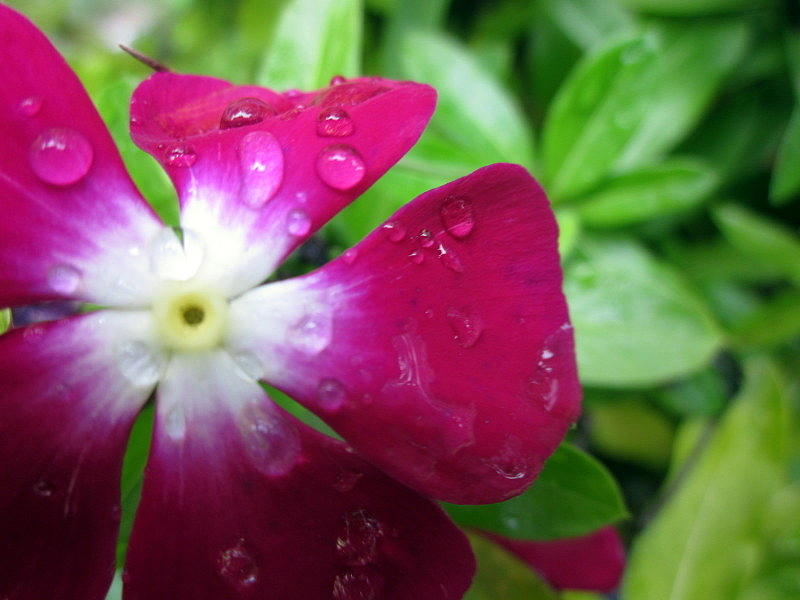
(0, 5, 163, 308)
(0, 312, 156, 599)
(129, 73, 435, 295)
(228, 164, 581, 504)
(124, 352, 474, 599)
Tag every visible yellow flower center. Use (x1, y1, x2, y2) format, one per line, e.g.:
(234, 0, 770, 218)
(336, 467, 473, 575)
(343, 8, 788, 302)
(152, 284, 228, 352)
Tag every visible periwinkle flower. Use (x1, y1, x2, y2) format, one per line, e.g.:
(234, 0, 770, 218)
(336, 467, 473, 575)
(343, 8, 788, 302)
(0, 5, 580, 599)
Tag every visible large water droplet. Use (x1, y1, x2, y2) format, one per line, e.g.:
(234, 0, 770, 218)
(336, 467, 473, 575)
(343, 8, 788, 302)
(220, 97, 274, 129)
(446, 307, 482, 348)
(336, 509, 384, 566)
(317, 106, 355, 137)
(381, 221, 405, 242)
(317, 378, 347, 411)
(19, 96, 42, 117)
(332, 570, 379, 600)
(164, 145, 197, 167)
(436, 242, 464, 273)
(286, 210, 312, 237)
(440, 196, 475, 238)
(238, 131, 284, 209)
(29, 128, 93, 186)
(289, 311, 332, 355)
(241, 405, 301, 477)
(149, 227, 204, 281)
(47, 264, 82, 295)
(316, 144, 365, 190)
(489, 458, 528, 480)
(163, 406, 186, 440)
(117, 341, 162, 387)
(232, 351, 265, 381)
(217, 540, 259, 590)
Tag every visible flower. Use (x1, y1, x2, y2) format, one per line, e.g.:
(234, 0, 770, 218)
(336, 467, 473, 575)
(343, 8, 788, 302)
(0, 5, 580, 599)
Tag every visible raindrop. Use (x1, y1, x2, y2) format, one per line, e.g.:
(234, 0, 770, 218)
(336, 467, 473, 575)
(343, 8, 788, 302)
(332, 570, 379, 600)
(417, 229, 434, 248)
(163, 406, 186, 440)
(232, 351, 265, 381)
(289, 312, 332, 355)
(440, 196, 475, 238)
(316, 144, 366, 190)
(47, 264, 82, 295)
(408, 250, 424, 264)
(117, 341, 161, 387)
(342, 248, 358, 264)
(333, 470, 363, 493)
(381, 221, 405, 242)
(29, 128, 93, 186)
(19, 96, 42, 117)
(336, 509, 384, 566)
(217, 540, 259, 590)
(238, 131, 284, 209)
(317, 106, 355, 137)
(317, 378, 347, 411)
(32, 478, 55, 498)
(446, 308, 482, 348)
(148, 227, 204, 281)
(330, 75, 347, 86)
(220, 97, 273, 129)
(164, 144, 197, 168)
(490, 460, 527, 480)
(436, 242, 464, 273)
(241, 405, 301, 477)
(286, 210, 312, 237)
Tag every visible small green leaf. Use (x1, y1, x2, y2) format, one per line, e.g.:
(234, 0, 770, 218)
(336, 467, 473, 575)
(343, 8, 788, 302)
(257, 0, 362, 90)
(657, 368, 729, 417)
(445, 444, 628, 541)
(577, 158, 718, 227)
(465, 534, 557, 600)
(0, 308, 10, 334)
(556, 209, 582, 259)
(618, 0, 774, 15)
(771, 105, 800, 204)
(733, 289, 800, 348)
(565, 238, 723, 387)
(541, 0, 635, 51)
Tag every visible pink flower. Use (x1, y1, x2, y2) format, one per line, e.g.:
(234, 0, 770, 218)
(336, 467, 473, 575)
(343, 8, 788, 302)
(0, 5, 580, 599)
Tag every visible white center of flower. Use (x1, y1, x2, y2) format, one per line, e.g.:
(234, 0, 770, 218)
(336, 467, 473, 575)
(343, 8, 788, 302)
(152, 283, 229, 352)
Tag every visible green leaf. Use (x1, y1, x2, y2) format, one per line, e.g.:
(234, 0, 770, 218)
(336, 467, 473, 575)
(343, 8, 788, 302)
(712, 204, 800, 286)
(577, 158, 718, 227)
(445, 444, 628, 541)
(623, 358, 790, 600)
(465, 534, 557, 600)
(0, 308, 9, 334)
(656, 368, 729, 417)
(564, 238, 723, 387)
(257, 0, 362, 90)
(556, 209, 582, 259)
(771, 105, 800, 204)
(732, 289, 800, 348)
(618, 0, 774, 16)
(541, 0, 635, 51)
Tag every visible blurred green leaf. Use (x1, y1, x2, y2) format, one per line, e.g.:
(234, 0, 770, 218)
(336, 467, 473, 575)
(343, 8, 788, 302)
(541, 0, 635, 51)
(556, 209, 582, 259)
(0, 308, 9, 334)
(577, 158, 718, 227)
(732, 289, 800, 348)
(465, 534, 557, 600)
(771, 106, 800, 204)
(623, 358, 790, 599)
(657, 367, 729, 417)
(445, 444, 628, 541)
(257, 0, 362, 90)
(617, 0, 774, 15)
(565, 238, 723, 387)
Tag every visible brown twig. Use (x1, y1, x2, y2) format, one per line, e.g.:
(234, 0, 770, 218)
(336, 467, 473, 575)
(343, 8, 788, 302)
(118, 45, 170, 72)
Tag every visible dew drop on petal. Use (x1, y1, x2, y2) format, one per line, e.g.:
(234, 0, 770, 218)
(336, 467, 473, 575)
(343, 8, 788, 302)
(316, 144, 365, 190)
(217, 540, 259, 590)
(163, 406, 186, 440)
(417, 229, 434, 248)
(148, 227, 204, 281)
(238, 131, 284, 209)
(286, 209, 312, 237)
(220, 97, 273, 129)
(317, 106, 355, 137)
(440, 195, 475, 238)
(33, 478, 55, 498)
(289, 311, 333, 355)
(241, 405, 301, 477)
(317, 378, 347, 411)
(333, 470, 363, 493)
(333, 570, 380, 600)
(336, 510, 384, 566)
(29, 128, 93, 186)
(117, 341, 162, 387)
(232, 351, 265, 381)
(342, 248, 358, 264)
(408, 250, 424, 264)
(436, 242, 465, 273)
(381, 221, 405, 242)
(164, 144, 197, 167)
(489, 457, 528, 480)
(19, 96, 42, 117)
(47, 264, 82, 295)
(446, 307, 482, 348)
(330, 75, 347, 86)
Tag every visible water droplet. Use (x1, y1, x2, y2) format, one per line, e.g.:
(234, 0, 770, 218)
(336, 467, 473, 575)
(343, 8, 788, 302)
(232, 351, 265, 381)
(164, 145, 197, 167)
(446, 308, 482, 348)
(148, 227, 204, 281)
(317, 106, 355, 137)
(163, 406, 186, 440)
(333, 570, 379, 600)
(436, 242, 464, 273)
(317, 378, 346, 411)
(342, 248, 358, 264)
(29, 128, 93, 186)
(19, 96, 42, 117)
(289, 311, 332, 355)
(417, 229, 434, 248)
(316, 144, 366, 190)
(33, 478, 55, 498)
(408, 250, 424, 264)
(117, 341, 161, 387)
(381, 221, 405, 242)
(287, 210, 312, 237)
(241, 405, 301, 477)
(440, 196, 475, 238)
(336, 509, 384, 566)
(218, 540, 259, 590)
(47, 264, 82, 295)
(238, 131, 284, 209)
(490, 460, 527, 480)
(220, 97, 273, 129)
(330, 75, 347, 86)
(333, 470, 363, 493)
(22, 325, 45, 343)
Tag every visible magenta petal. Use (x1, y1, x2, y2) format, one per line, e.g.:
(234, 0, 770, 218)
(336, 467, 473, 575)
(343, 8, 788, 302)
(228, 164, 581, 504)
(124, 352, 474, 599)
(0, 313, 154, 599)
(0, 5, 163, 307)
(488, 527, 626, 593)
(129, 73, 436, 295)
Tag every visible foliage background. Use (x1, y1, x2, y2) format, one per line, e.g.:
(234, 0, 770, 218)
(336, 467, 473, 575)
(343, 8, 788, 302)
(6, 0, 800, 598)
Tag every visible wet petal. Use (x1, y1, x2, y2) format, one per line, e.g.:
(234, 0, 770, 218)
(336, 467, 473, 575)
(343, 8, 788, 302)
(0, 311, 157, 599)
(124, 351, 474, 599)
(228, 164, 581, 504)
(0, 5, 164, 307)
(129, 73, 435, 296)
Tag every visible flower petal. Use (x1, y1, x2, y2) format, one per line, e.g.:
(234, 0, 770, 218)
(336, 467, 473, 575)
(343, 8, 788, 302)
(487, 526, 626, 593)
(227, 163, 581, 504)
(0, 5, 164, 307)
(129, 72, 435, 295)
(0, 311, 157, 599)
(124, 351, 474, 599)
